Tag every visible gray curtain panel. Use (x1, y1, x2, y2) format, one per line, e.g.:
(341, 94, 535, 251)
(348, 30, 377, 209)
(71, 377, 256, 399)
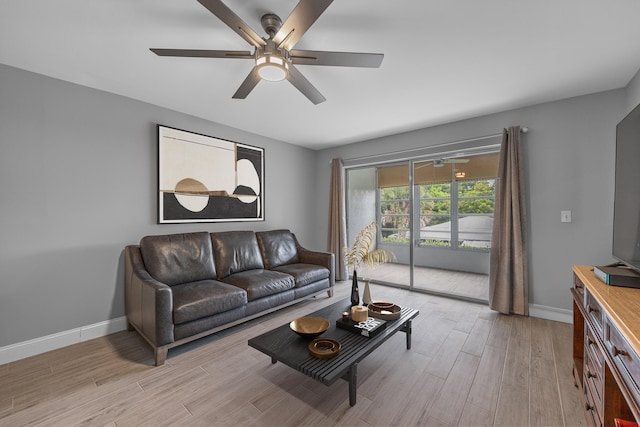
(328, 158, 347, 281)
(489, 126, 529, 315)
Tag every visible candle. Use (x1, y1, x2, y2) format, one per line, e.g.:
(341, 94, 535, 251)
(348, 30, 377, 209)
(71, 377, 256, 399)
(351, 306, 368, 322)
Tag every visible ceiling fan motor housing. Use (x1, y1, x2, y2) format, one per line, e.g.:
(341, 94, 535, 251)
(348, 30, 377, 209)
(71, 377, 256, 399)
(261, 13, 282, 38)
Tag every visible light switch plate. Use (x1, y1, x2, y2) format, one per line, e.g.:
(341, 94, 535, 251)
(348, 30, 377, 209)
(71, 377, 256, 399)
(561, 210, 572, 223)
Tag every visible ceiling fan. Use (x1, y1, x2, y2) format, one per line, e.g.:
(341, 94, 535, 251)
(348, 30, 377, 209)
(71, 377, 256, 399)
(150, 0, 384, 104)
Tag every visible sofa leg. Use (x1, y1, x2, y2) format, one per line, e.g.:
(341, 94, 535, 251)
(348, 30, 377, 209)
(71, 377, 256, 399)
(155, 347, 168, 366)
(327, 288, 334, 298)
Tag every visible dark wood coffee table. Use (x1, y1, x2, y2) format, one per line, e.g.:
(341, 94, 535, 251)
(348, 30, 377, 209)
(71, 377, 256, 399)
(248, 298, 419, 406)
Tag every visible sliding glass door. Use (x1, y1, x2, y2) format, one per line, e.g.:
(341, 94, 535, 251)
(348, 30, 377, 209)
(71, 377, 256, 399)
(376, 163, 411, 287)
(411, 154, 498, 301)
(345, 151, 499, 303)
(346, 162, 412, 292)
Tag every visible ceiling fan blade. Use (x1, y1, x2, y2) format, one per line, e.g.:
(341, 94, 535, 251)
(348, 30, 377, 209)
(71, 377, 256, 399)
(273, 0, 333, 51)
(286, 64, 326, 104)
(290, 50, 383, 68)
(197, 0, 266, 48)
(150, 48, 253, 59)
(444, 159, 470, 164)
(232, 67, 261, 99)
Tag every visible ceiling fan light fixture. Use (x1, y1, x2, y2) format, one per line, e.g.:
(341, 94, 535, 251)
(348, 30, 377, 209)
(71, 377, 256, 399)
(256, 56, 288, 81)
(256, 43, 289, 82)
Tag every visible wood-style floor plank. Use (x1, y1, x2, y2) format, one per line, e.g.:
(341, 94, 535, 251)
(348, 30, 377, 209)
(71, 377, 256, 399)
(0, 282, 586, 426)
(426, 351, 481, 425)
(360, 349, 433, 426)
(462, 317, 494, 357)
(463, 342, 507, 424)
(494, 316, 532, 427)
(551, 319, 586, 427)
(425, 329, 469, 379)
(530, 318, 565, 427)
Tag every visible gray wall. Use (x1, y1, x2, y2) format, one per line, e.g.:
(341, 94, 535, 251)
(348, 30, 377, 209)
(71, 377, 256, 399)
(627, 68, 640, 112)
(3, 59, 640, 349)
(0, 64, 319, 347)
(316, 89, 628, 312)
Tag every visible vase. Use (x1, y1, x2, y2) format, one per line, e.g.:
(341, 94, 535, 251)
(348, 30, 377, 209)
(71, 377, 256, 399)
(362, 279, 372, 305)
(351, 270, 360, 306)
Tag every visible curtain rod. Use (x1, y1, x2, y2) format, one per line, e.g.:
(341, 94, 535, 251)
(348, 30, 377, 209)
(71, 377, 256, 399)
(340, 126, 528, 165)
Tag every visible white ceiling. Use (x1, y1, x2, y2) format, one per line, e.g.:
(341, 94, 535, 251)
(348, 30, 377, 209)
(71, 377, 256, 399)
(2, 1, 640, 150)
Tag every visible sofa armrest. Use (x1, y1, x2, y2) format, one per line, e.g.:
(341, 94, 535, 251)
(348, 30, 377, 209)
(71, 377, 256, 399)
(296, 246, 335, 286)
(124, 245, 174, 347)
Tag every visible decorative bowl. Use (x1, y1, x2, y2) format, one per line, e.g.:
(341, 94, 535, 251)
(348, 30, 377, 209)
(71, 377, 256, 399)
(369, 301, 395, 311)
(308, 338, 341, 359)
(290, 316, 330, 338)
(368, 302, 402, 320)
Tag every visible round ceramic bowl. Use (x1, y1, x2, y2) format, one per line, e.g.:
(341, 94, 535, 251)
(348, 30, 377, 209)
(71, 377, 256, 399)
(290, 316, 330, 338)
(369, 301, 395, 311)
(368, 303, 402, 320)
(308, 338, 341, 359)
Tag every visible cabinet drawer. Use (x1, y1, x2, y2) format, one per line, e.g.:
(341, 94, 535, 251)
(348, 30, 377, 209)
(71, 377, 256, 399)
(605, 320, 640, 401)
(584, 380, 603, 427)
(585, 345, 604, 408)
(586, 291, 604, 333)
(586, 324, 605, 370)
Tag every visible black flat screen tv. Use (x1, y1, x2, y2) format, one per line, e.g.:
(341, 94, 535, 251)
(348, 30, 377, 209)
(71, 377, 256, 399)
(612, 102, 640, 272)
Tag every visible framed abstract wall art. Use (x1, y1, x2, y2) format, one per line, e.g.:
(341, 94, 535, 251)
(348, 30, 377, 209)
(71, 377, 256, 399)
(157, 125, 264, 223)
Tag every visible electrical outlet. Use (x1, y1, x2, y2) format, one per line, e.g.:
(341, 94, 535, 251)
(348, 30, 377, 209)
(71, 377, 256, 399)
(561, 210, 572, 223)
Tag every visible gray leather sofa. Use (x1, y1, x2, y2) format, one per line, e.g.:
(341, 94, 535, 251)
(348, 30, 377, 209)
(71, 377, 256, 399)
(124, 229, 334, 365)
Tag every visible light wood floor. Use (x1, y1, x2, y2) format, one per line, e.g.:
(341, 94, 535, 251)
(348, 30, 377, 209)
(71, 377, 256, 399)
(0, 283, 585, 427)
(369, 264, 489, 302)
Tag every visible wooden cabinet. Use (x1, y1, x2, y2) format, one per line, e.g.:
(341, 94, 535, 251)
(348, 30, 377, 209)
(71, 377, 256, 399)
(572, 265, 640, 427)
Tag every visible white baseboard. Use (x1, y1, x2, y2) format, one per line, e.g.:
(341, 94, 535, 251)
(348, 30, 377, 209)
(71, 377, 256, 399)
(0, 304, 573, 365)
(0, 316, 128, 365)
(529, 303, 572, 324)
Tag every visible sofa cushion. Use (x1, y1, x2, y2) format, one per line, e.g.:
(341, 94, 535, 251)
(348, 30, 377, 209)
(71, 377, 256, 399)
(140, 232, 216, 286)
(273, 264, 330, 288)
(210, 231, 264, 279)
(172, 280, 247, 325)
(221, 270, 295, 301)
(256, 230, 299, 269)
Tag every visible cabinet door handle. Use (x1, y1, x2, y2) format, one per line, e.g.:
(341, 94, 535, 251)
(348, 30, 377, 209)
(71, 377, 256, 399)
(587, 305, 599, 314)
(585, 402, 593, 411)
(613, 345, 628, 357)
(586, 370, 596, 379)
(587, 337, 595, 346)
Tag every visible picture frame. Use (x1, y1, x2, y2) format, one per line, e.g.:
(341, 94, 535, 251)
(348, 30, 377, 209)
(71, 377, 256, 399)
(157, 125, 264, 223)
